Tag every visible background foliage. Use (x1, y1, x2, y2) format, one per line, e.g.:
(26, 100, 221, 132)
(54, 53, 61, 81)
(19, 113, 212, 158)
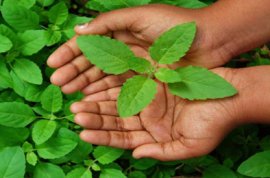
(0, 0, 269, 177)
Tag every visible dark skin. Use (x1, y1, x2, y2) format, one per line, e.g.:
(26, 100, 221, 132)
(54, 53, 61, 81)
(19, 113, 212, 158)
(47, 0, 270, 160)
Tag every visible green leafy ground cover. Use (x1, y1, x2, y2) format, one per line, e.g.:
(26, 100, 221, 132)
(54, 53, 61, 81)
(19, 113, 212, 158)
(0, 0, 270, 177)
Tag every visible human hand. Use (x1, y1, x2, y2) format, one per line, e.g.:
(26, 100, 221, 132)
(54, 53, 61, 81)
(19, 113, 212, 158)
(47, 4, 233, 94)
(70, 67, 251, 161)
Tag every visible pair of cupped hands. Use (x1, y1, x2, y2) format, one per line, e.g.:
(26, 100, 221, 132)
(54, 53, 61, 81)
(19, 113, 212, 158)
(47, 4, 269, 161)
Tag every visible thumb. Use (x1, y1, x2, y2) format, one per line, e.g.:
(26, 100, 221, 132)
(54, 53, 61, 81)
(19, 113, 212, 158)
(74, 8, 140, 35)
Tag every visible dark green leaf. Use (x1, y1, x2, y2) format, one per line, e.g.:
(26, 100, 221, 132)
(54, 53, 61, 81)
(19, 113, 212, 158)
(203, 164, 237, 178)
(0, 125, 29, 148)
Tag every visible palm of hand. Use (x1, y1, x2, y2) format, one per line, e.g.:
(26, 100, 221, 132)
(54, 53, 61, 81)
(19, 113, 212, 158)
(71, 69, 239, 161)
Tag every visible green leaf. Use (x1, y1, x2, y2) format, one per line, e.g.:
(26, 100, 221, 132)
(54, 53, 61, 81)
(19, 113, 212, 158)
(48, 2, 68, 25)
(5, 0, 36, 9)
(129, 171, 147, 178)
(45, 30, 62, 46)
(0, 24, 18, 46)
(66, 140, 93, 163)
(38, 0, 54, 6)
(41, 84, 63, 113)
(13, 59, 42, 84)
(0, 60, 12, 89)
(25, 85, 44, 102)
(10, 71, 33, 97)
(237, 151, 270, 177)
(117, 76, 157, 117)
(18, 30, 46, 56)
(26, 152, 38, 166)
(0, 147, 25, 178)
(168, 66, 237, 100)
(260, 136, 270, 151)
(77, 35, 134, 74)
(0, 34, 13, 53)
(66, 167, 92, 178)
(32, 120, 57, 145)
(0, 125, 29, 148)
(203, 164, 237, 178)
(36, 128, 78, 159)
(100, 168, 126, 178)
(0, 102, 35, 127)
(33, 163, 65, 178)
(131, 158, 158, 170)
(62, 15, 92, 39)
(93, 146, 124, 165)
(128, 57, 152, 74)
(1, 1, 39, 31)
(86, 0, 150, 11)
(149, 22, 196, 64)
(151, 0, 207, 8)
(155, 68, 182, 83)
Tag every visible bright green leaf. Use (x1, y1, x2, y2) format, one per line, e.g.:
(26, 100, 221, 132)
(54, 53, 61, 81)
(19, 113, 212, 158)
(0, 147, 25, 178)
(203, 164, 237, 178)
(0, 34, 13, 53)
(41, 84, 63, 113)
(100, 168, 126, 178)
(149, 22, 196, 64)
(67, 140, 93, 163)
(168, 66, 237, 100)
(128, 57, 152, 74)
(0, 102, 35, 127)
(32, 120, 57, 145)
(33, 163, 65, 178)
(77, 35, 134, 74)
(18, 30, 46, 56)
(93, 146, 124, 165)
(0, 24, 18, 46)
(48, 2, 68, 25)
(38, 0, 54, 6)
(45, 30, 62, 46)
(10, 71, 33, 97)
(131, 158, 158, 170)
(13, 59, 42, 84)
(155, 68, 182, 83)
(36, 128, 78, 159)
(25, 85, 44, 102)
(66, 167, 92, 178)
(26, 152, 38, 166)
(117, 76, 157, 117)
(129, 171, 147, 178)
(1, 1, 39, 31)
(237, 151, 270, 177)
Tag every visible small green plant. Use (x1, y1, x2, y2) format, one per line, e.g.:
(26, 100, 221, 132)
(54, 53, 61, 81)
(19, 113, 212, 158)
(77, 22, 237, 117)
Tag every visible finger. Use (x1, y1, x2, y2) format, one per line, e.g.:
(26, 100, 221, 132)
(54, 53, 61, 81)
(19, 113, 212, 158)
(74, 113, 143, 131)
(113, 30, 150, 48)
(47, 36, 81, 68)
(50, 55, 92, 86)
(83, 87, 121, 102)
(70, 101, 118, 116)
(61, 66, 105, 94)
(132, 140, 211, 161)
(81, 72, 133, 95)
(75, 8, 141, 35)
(80, 130, 155, 149)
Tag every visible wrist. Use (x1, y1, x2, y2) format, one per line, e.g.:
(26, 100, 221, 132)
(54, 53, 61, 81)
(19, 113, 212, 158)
(233, 66, 270, 124)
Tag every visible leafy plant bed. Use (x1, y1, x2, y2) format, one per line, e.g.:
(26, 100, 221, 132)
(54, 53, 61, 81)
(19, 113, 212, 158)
(0, 0, 269, 178)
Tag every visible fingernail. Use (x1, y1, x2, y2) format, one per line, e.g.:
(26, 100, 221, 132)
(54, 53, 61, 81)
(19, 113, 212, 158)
(76, 23, 88, 29)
